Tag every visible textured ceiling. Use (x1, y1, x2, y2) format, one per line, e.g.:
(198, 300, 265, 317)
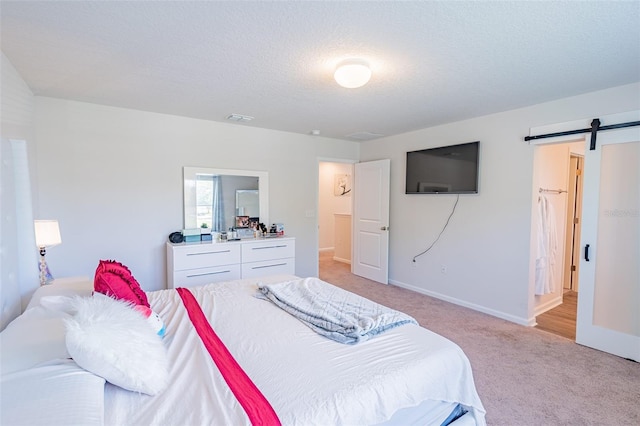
(2, 1, 639, 141)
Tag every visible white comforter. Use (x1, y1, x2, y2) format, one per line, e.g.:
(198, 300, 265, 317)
(105, 275, 486, 425)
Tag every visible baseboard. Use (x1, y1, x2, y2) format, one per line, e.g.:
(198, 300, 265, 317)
(533, 295, 563, 317)
(318, 247, 334, 253)
(389, 278, 535, 326)
(332, 256, 351, 265)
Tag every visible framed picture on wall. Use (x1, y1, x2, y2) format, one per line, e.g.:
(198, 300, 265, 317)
(334, 173, 352, 196)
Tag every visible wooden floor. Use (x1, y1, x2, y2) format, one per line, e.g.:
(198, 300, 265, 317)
(535, 291, 578, 340)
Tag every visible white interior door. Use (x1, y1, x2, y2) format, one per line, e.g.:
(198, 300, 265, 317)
(352, 159, 390, 284)
(576, 114, 640, 361)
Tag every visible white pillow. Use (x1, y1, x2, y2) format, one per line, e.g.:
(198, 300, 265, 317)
(26, 277, 93, 310)
(0, 305, 71, 375)
(65, 295, 169, 395)
(2, 278, 94, 375)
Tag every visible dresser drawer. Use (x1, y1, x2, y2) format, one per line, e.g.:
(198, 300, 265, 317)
(241, 239, 295, 263)
(241, 258, 295, 279)
(173, 244, 241, 270)
(173, 264, 241, 288)
(167, 238, 295, 289)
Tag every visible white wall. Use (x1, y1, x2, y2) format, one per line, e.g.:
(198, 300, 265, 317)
(33, 98, 360, 291)
(359, 83, 640, 325)
(1, 53, 39, 328)
(318, 162, 353, 250)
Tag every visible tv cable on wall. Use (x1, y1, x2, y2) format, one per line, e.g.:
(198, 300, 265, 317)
(412, 194, 460, 263)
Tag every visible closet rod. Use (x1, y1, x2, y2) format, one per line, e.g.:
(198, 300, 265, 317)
(539, 188, 567, 194)
(524, 118, 640, 150)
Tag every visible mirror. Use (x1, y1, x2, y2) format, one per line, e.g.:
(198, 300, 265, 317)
(236, 190, 259, 218)
(183, 167, 268, 232)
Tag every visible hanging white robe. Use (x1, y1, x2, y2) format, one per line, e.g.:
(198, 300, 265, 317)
(535, 195, 558, 295)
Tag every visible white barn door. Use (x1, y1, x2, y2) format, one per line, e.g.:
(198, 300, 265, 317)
(352, 159, 390, 284)
(576, 112, 640, 361)
(530, 111, 640, 360)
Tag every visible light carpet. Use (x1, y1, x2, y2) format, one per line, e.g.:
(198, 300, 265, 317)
(319, 252, 639, 426)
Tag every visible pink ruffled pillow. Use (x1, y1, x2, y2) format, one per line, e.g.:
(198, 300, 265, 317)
(94, 260, 149, 308)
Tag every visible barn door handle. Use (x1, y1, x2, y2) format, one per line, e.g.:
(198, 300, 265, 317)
(584, 244, 590, 262)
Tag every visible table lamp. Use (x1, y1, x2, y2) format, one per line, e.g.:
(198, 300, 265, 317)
(34, 220, 61, 286)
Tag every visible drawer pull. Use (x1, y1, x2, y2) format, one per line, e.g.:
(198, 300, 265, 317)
(251, 263, 287, 270)
(186, 270, 231, 278)
(252, 245, 287, 250)
(187, 250, 231, 256)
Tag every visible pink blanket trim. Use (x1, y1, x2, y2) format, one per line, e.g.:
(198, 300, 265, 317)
(176, 287, 281, 426)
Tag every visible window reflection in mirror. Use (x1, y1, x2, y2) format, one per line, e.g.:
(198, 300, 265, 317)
(184, 167, 268, 232)
(236, 190, 259, 218)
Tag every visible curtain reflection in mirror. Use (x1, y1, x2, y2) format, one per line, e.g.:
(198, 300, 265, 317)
(212, 176, 225, 232)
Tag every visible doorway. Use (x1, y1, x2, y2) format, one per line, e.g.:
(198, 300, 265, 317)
(318, 161, 354, 271)
(533, 141, 584, 340)
(317, 159, 391, 284)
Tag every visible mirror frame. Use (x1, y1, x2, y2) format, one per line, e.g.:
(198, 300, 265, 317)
(183, 167, 269, 230)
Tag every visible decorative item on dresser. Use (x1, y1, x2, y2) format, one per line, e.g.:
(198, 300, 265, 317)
(166, 237, 295, 288)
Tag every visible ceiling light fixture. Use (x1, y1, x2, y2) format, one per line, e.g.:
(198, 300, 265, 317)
(334, 59, 371, 89)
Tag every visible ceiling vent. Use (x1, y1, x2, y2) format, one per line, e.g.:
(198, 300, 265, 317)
(226, 113, 254, 122)
(346, 131, 385, 141)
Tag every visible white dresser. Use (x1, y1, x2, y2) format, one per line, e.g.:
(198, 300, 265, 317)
(166, 237, 295, 288)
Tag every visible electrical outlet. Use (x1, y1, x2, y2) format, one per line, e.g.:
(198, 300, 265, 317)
(440, 265, 447, 274)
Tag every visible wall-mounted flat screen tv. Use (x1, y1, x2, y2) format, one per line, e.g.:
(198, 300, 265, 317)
(405, 141, 479, 194)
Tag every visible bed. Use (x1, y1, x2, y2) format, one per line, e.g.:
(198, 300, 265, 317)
(0, 273, 486, 426)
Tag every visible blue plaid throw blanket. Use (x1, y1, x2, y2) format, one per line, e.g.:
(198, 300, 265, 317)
(256, 277, 417, 344)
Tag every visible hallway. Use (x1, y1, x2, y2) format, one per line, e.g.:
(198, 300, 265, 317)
(318, 249, 353, 283)
(535, 291, 577, 340)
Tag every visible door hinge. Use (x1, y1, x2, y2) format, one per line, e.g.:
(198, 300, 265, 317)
(574, 217, 579, 224)
(576, 169, 582, 176)
(571, 265, 576, 272)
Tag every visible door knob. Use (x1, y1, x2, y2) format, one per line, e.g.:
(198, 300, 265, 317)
(380, 226, 389, 231)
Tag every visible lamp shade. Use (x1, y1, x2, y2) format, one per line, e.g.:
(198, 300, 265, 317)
(34, 220, 62, 248)
(334, 59, 372, 89)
